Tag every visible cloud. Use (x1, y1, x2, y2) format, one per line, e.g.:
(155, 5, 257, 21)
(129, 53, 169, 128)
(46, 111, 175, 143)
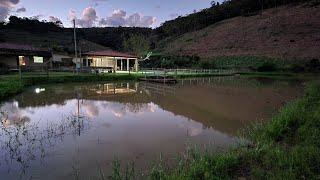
(69, 7, 97, 27)
(68, 9, 77, 21)
(99, 9, 156, 27)
(0, 6, 9, 21)
(48, 16, 61, 23)
(16, 7, 25, 13)
(169, 13, 179, 19)
(99, 9, 126, 26)
(31, 14, 43, 20)
(0, 0, 20, 7)
(91, 0, 108, 6)
(0, 0, 20, 21)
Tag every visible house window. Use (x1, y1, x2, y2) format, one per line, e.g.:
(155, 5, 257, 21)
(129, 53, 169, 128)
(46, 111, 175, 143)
(19, 56, 26, 66)
(88, 59, 92, 66)
(33, 56, 44, 63)
(83, 59, 87, 67)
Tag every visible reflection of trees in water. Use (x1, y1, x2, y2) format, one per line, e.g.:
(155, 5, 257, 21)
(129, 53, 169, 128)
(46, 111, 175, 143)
(125, 103, 152, 113)
(0, 111, 90, 179)
(178, 76, 302, 89)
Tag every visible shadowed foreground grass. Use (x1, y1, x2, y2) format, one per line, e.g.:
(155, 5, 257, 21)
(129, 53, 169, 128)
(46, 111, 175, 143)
(109, 82, 320, 179)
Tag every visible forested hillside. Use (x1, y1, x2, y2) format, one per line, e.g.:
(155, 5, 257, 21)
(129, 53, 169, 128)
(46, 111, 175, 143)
(0, 16, 152, 53)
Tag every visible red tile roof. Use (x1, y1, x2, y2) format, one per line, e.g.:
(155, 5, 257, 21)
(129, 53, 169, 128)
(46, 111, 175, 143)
(83, 50, 138, 58)
(0, 43, 51, 57)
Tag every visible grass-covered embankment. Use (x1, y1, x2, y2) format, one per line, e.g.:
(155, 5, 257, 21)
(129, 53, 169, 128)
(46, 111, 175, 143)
(0, 71, 239, 101)
(115, 82, 320, 179)
(0, 73, 139, 101)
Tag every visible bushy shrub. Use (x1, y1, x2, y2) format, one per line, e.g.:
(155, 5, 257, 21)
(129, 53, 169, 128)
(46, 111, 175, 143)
(288, 63, 305, 72)
(257, 62, 277, 72)
(199, 61, 216, 69)
(140, 55, 201, 69)
(0, 62, 9, 74)
(305, 59, 320, 71)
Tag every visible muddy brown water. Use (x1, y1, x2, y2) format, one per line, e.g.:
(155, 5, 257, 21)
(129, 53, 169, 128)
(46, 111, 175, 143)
(0, 76, 307, 179)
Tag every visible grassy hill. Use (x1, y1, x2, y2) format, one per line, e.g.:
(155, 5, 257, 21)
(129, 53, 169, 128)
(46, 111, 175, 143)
(0, 25, 152, 54)
(0, 29, 108, 53)
(157, 4, 320, 62)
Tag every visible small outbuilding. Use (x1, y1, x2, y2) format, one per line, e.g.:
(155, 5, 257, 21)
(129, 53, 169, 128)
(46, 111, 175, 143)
(51, 53, 75, 70)
(0, 43, 52, 71)
(82, 50, 139, 72)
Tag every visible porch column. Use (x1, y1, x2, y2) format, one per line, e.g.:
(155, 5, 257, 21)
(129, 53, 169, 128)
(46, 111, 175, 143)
(120, 59, 123, 71)
(113, 57, 116, 73)
(127, 59, 129, 71)
(135, 59, 138, 72)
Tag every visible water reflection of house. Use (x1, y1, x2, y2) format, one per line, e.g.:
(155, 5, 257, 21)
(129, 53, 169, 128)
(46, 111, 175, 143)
(91, 83, 138, 95)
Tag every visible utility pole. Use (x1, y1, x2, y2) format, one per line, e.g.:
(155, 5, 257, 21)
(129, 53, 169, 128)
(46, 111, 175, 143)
(73, 19, 78, 74)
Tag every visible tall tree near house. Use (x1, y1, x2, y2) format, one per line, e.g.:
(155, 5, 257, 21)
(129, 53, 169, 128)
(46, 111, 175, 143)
(211, 1, 216, 7)
(123, 34, 150, 58)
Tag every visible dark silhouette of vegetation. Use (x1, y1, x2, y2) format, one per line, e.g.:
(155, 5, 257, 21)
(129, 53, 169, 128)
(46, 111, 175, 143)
(257, 61, 278, 72)
(0, 16, 152, 51)
(140, 55, 200, 68)
(2, 16, 63, 33)
(76, 27, 152, 51)
(123, 34, 150, 57)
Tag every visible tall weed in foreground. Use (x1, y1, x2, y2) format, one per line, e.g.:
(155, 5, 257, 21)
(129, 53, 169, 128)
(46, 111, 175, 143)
(111, 158, 135, 180)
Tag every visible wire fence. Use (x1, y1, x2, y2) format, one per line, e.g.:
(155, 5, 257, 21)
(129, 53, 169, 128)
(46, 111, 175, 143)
(139, 68, 237, 76)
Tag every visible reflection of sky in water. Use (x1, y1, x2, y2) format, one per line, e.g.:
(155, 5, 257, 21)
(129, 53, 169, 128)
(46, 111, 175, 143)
(0, 96, 237, 179)
(2, 78, 301, 179)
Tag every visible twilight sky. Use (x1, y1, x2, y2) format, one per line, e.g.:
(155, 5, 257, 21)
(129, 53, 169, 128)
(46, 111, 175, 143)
(0, 0, 219, 28)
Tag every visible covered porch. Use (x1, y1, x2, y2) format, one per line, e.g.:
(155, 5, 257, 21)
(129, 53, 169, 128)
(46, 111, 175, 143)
(82, 50, 139, 73)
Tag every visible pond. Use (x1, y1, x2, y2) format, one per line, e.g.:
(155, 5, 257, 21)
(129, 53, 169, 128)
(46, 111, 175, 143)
(0, 76, 306, 179)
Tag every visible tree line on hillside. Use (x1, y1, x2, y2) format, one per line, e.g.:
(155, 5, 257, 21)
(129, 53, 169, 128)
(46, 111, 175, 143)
(0, 16, 63, 33)
(0, 16, 152, 52)
(155, 0, 315, 39)
(76, 27, 152, 51)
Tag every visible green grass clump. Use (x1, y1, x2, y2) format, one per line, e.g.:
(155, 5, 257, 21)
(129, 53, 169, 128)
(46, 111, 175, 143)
(209, 56, 285, 70)
(0, 81, 23, 100)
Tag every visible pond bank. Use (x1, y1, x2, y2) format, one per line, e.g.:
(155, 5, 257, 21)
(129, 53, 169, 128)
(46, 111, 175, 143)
(0, 73, 139, 101)
(0, 72, 238, 101)
(0, 71, 318, 101)
(127, 82, 320, 179)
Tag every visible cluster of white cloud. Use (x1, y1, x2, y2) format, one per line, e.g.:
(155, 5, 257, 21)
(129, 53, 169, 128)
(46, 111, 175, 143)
(16, 7, 25, 13)
(0, 0, 156, 28)
(0, 0, 21, 21)
(69, 7, 98, 28)
(70, 7, 156, 28)
(100, 9, 156, 27)
(48, 16, 61, 23)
